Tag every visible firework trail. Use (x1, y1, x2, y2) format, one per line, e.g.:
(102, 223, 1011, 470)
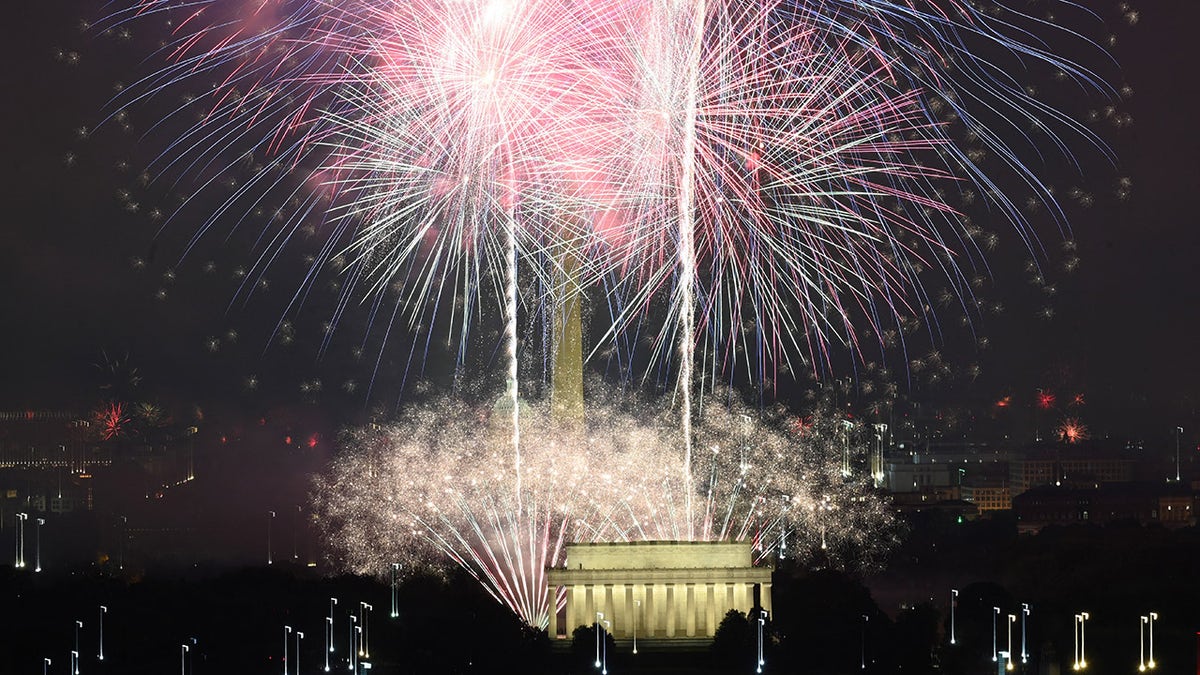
(313, 393, 895, 627)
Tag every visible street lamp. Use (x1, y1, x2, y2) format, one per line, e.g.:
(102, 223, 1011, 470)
(601, 620, 610, 675)
(180, 643, 189, 675)
(43, 658, 51, 675)
(284, 625, 292, 675)
(324, 616, 334, 672)
(390, 563, 400, 618)
(633, 599, 640, 655)
(267, 511, 276, 565)
(328, 597, 338, 656)
(756, 610, 767, 673)
(359, 602, 372, 659)
(1147, 612, 1158, 669)
(950, 590, 958, 645)
(1175, 427, 1183, 483)
(71, 651, 78, 675)
(293, 505, 301, 560)
(1139, 616, 1148, 672)
(98, 606, 107, 661)
(118, 516, 127, 570)
(353, 626, 362, 673)
(16, 512, 28, 568)
(1020, 604, 1030, 664)
(1006, 614, 1016, 671)
(295, 631, 304, 675)
(348, 613, 358, 672)
(861, 614, 869, 670)
(992, 607, 1000, 662)
(35, 518, 45, 572)
(594, 612, 604, 668)
(74, 620, 83, 674)
(1072, 612, 1089, 670)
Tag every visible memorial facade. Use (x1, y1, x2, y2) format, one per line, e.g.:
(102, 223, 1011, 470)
(546, 541, 772, 639)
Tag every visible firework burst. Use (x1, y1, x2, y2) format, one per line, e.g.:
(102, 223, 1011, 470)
(312, 392, 895, 627)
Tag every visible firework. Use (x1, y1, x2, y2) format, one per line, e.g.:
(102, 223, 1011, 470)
(95, 0, 1115, 383)
(313, 392, 895, 627)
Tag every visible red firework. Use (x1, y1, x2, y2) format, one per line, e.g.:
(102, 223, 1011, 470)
(94, 402, 129, 440)
(1036, 389, 1056, 410)
(1057, 418, 1089, 444)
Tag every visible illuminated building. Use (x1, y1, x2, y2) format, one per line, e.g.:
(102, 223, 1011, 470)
(547, 541, 771, 641)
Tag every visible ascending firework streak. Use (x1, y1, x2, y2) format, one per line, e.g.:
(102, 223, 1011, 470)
(313, 395, 895, 627)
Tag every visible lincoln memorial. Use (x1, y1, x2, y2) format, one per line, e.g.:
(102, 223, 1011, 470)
(546, 541, 773, 640)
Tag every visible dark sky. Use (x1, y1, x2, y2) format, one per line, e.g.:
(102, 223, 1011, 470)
(2, 0, 1198, 437)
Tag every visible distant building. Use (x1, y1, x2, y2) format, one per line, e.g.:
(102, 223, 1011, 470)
(1009, 445, 1136, 497)
(1012, 482, 1196, 533)
(962, 477, 1012, 512)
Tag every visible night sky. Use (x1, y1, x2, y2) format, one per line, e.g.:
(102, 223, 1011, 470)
(3, 0, 1198, 438)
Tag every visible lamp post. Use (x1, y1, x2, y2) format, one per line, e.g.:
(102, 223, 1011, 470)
(44, 658, 51, 675)
(293, 505, 301, 561)
(1020, 604, 1030, 664)
(756, 610, 767, 673)
(353, 627, 361, 674)
(594, 612, 603, 668)
(324, 616, 333, 672)
(267, 511, 276, 565)
(1072, 612, 1089, 670)
(950, 590, 958, 645)
(118, 515, 126, 570)
(98, 606, 106, 661)
(390, 564, 400, 618)
(180, 644, 189, 675)
(861, 614, 869, 670)
(359, 602, 372, 659)
(1175, 426, 1183, 483)
(348, 614, 358, 672)
(1147, 612, 1157, 669)
(295, 631, 304, 675)
(74, 621, 82, 674)
(601, 620, 610, 675)
(327, 597, 338, 668)
(35, 518, 45, 572)
(633, 599, 640, 655)
(16, 512, 28, 568)
(992, 607, 1001, 663)
(71, 651, 78, 675)
(284, 625, 292, 675)
(1140, 616, 1148, 672)
(1006, 614, 1016, 671)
